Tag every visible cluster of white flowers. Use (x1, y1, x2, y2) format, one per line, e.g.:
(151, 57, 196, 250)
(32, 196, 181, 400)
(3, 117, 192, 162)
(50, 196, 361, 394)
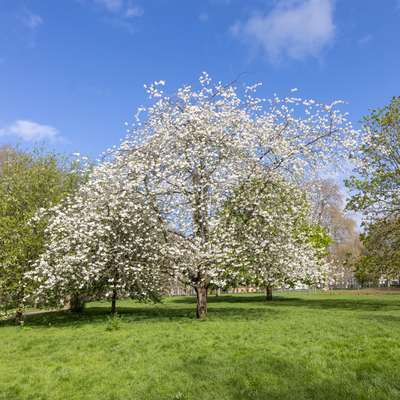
(215, 175, 330, 290)
(28, 161, 166, 307)
(29, 73, 357, 315)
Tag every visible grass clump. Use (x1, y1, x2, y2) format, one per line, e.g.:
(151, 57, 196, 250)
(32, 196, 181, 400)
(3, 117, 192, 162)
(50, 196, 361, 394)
(105, 314, 122, 331)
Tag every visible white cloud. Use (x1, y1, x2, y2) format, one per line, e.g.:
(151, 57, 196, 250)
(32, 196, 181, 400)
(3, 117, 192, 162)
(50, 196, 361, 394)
(0, 120, 60, 142)
(231, 0, 335, 62)
(91, 0, 143, 18)
(125, 5, 144, 17)
(94, 0, 123, 12)
(86, 0, 143, 34)
(22, 9, 43, 29)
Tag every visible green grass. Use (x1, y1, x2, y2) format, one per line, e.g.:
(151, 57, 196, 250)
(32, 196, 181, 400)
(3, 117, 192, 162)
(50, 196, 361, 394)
(1, 290, 400, 400)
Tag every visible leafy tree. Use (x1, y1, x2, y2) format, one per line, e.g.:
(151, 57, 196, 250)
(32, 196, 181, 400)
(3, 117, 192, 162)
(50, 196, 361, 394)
(309, 179, 362, 287)
(353, 256, 380, 288)
(347, 97, 400, 285)
(305, 224, 332, 258)
(347, 97, 400, 221)
(0, 146, 80, 320)
(217, 175, 330, 300)
(354, 218, 400, 286)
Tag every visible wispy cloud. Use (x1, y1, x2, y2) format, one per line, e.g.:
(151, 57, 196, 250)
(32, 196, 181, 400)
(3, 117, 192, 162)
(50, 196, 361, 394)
(90, 0, 143, 17)
(81, 0, 144, 33)
(21, 9, 43, 30)
(358, 34, 373, 46)
(231, 0, 335, 63)
(94, 0, 123, 13)
(18, 8, 44, 48)
(125, 5, 144, 17)
(0, 120, 61, 142)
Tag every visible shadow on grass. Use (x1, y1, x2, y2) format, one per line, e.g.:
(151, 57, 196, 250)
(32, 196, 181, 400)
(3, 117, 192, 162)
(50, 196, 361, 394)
(0, 303, 281, 328)
(173, 294, 400, 312)
(171, 294, 298, 304)
(2, 293, 399, 328)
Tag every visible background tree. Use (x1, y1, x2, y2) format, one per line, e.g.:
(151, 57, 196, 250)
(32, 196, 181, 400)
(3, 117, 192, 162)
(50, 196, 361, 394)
(309, 179, 362, 287)
(217, 175, 330, 300)
(0, 146, 81, 320)
(347, 96, 400, 221)
(353, 218, 400, 287)
(347, 97, 400, 285)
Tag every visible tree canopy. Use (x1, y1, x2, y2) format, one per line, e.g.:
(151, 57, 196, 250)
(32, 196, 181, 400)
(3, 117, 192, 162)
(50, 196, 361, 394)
(32, 74, 357, 318)
(217, 175, 331, 298)
(347, 96, 400, 222)
(0, 147, 80, 318)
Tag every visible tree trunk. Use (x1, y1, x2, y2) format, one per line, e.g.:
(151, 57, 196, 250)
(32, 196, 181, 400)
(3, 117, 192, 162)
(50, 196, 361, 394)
(111, 289, 117, 315)
(15, 308, 24, 325)
(266, 286, 273, 301)
(15, 288, 25, 325)
(69, 294, 85, 312)
(195, 286, 208, 319)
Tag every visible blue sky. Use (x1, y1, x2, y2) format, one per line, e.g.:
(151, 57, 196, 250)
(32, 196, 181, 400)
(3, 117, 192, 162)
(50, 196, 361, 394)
(1, 0, 400, 159)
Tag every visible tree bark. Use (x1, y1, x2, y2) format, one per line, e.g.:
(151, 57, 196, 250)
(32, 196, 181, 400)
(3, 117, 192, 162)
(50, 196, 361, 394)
(15, 288, 25, 325)
(195, 286, 208, 319)
(266, 286, 273, 301)
(69, 294, 85, 312)
(111, 289, 117, 315)
(15, 308, 24, 325)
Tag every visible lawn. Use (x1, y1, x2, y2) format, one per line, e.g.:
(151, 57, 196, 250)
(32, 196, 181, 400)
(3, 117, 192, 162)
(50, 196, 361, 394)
(1, 290, 400, 400)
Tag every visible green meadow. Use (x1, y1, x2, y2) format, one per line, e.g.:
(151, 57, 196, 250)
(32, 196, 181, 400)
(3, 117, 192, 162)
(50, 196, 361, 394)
(1, 290, 400, 400)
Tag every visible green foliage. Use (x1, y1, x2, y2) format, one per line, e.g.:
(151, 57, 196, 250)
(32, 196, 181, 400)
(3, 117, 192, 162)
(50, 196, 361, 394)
(354, 218, 400, 286)
(1, 293, 400, 399)
(346, 97, 400, 286)
(0, 146, 81, 313)
(301, 223, 332, 257)
(346, 96, 400, 218)
(353, 255, 380, 287)
(218, 176, 329, 288)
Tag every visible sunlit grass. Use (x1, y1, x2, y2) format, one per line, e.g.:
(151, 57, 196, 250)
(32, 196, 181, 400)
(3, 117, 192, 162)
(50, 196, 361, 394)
(1, 291, 400, 400)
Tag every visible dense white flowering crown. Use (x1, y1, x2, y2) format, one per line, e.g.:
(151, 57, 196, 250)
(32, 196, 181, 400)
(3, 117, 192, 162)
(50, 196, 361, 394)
(30, 73, 358, 303)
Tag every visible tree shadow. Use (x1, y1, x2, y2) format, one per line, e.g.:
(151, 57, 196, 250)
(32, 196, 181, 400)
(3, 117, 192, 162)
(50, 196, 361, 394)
(264, 297, 400, 312)
(2, 293, 399, 328)
(0, 303, 281, 328)
(171, 294, 299, 304)
(172, 294, 400, 312)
